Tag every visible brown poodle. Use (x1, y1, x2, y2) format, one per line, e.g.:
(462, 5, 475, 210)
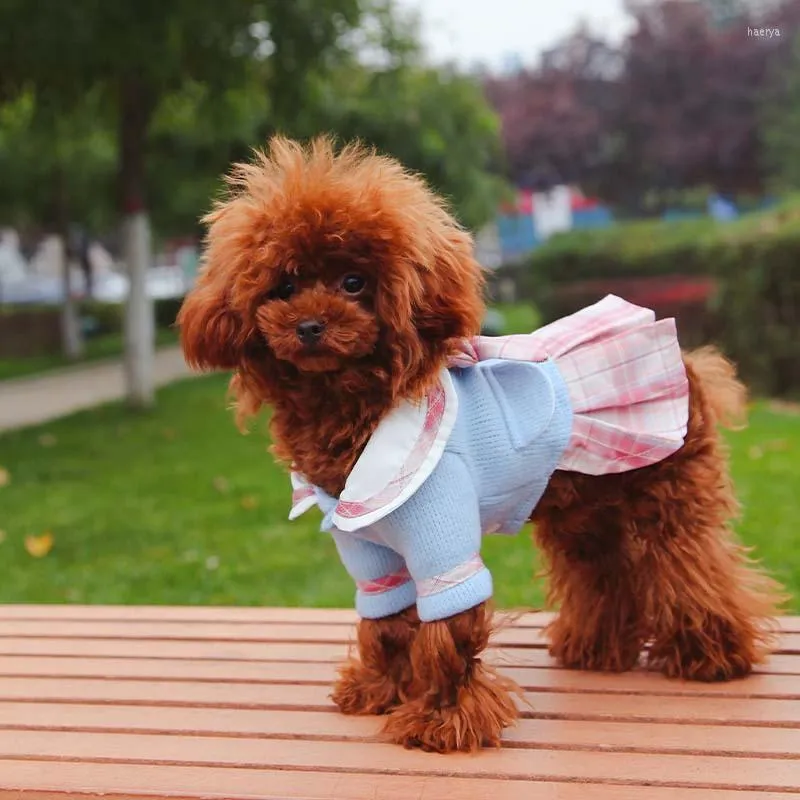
(178, 136, 785, 754)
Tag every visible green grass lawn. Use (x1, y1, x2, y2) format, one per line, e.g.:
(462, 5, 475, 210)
(1, 372, 798, 609)
(0, 328, 179, 382)
(492, 302, 540, 334)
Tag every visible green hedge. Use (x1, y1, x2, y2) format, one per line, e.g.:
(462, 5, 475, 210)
(517, 207, 800, 397)
(80, 297, 184, 336)
(528, 217, 719, 285)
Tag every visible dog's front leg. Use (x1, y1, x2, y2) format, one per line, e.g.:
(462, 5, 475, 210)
(332, 607, 419, 715)
(329, 531, 420, 715)
(381, 601, 520, 753)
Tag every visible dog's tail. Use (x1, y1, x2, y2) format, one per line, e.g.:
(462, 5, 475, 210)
(685, 346, 748, 429)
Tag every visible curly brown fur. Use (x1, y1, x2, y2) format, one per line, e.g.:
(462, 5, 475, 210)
(178, 136, 484, 495)
(533, 348, 786, 681)
(332, 607, 419, 715)
(179, 136, 784, 755)
(382, 602, 521, 753)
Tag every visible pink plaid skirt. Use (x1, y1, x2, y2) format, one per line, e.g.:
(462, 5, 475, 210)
(449, 294, 690, 475)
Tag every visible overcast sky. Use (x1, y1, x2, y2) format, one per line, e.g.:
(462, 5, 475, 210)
(396, 0, 634, 69)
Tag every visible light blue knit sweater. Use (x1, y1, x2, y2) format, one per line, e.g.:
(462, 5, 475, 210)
(304, 358, 573, 622)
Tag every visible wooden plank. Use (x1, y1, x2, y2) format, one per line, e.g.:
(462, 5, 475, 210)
(0, 606, 549, 628)
(3, 677, 800, 725)
(2, 761, 791, 800)
(3, 620, 798, 654)
(0, 636, 352, 662)
(4, 655, 800, 698)
(2, 636, 799, 675)
(1, 604, 798, 632)
(1, 731, 799, 791)
(1, 702, 799, 758)
(0, 620, 365, 642)
(0, 605, 362, 625)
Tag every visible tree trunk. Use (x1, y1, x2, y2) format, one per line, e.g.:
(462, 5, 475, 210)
(119, 77, 155, 408)
(54, 166, 84, 360)
(59, 239, 84, 360)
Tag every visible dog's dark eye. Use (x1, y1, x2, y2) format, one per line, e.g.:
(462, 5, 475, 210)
(341, 274, 366, 295)
(275, 278, 295, 301)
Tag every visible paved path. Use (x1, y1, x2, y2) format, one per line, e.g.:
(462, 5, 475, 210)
(0, 346, 194, 432)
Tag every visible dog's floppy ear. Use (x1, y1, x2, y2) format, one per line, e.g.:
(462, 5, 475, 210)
(178, 273, 246, 371)
(413, 227, 485, 342)
(178, 193, 259, 371)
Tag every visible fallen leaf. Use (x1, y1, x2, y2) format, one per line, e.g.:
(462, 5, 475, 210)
(205, 555, 220, 571)
(25, 532, 54, 558)
(748, 445, 764, 460)
(240, 495, 259, 510)
(765, 439, 790, 452)
(212, 476, 230, 494)
(768, 400, 800, 417)
(162, 428, 177, 440)
(0, 530, 6, 544)
(0, 467, 9, 487)
(38, 433, 57, 447)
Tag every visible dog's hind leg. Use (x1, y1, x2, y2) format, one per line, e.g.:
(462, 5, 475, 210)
(640, 355, 785, 681)
(533, 488, 647, 673)
(641, 519, 783, 682)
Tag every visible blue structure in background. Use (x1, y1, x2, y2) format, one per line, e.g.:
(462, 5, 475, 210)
(496, 212, 539, 261)
(662, 194, 778, 224)
(708, 194, 739, 221)
(495, 188, 613, 263)
(572, 206, 613, 229)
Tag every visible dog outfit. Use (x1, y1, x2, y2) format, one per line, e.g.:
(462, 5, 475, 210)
(289, 295, 690, 622)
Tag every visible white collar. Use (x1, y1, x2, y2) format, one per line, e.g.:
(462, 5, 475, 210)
(288, 368, 459, 532)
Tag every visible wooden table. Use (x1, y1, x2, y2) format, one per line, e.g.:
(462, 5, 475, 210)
(1, 605, 799, 799)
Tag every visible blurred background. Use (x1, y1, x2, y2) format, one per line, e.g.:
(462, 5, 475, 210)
(0, 0, 798, 609)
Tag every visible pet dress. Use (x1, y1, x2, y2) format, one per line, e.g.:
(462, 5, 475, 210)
(289, 294, 690, 622)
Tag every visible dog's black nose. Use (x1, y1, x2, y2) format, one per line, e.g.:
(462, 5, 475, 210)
(296, 320, 325, 345)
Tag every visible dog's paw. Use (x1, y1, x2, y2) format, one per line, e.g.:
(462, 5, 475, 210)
(382, 697, 489, 753)
(648, 619, 757, 682)
(382, 667, 520, 753)
(331, 658, 403, 715)
(547, 619, 642, 673)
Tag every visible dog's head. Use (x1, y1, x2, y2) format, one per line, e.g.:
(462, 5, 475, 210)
(178, 136, 485, 418)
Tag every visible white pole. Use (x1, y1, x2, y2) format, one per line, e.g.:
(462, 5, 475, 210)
(59, 236, 84, 360)
(122, 210, 155, 408)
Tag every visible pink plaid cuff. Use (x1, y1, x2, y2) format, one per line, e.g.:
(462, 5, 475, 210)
(416, 554, 485, 598)
(356, 567, 412, 595)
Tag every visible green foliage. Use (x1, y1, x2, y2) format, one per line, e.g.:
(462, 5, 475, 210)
(0, 0, 278, 100)
(527, 217, 720, 284)
(762, 31, 800, 192)
(315, 63, 507, 229)
(0, 376, 796, 606)
(523, 204, 800, 396)
(0, 0, 506, 237)
(492, 303, 540, 335)
(0, 89, 116, 232)
(0, 0, 365, 225)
